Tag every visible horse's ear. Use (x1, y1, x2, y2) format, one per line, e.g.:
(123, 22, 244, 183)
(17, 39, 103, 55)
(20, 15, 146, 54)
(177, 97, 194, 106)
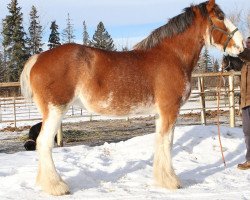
(207, 0, 215, 12)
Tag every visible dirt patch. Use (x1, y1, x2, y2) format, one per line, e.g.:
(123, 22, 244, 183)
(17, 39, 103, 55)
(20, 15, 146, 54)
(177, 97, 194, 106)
(62, 117, 156, 146)
(0, 111, 242, 154)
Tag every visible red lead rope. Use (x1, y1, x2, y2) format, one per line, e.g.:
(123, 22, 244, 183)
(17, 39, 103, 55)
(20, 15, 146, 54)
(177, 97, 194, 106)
(216, 68, 227, 167)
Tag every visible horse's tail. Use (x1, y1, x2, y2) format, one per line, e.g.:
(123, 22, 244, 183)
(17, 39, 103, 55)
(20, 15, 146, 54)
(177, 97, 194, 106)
(20, 54, 39, 99)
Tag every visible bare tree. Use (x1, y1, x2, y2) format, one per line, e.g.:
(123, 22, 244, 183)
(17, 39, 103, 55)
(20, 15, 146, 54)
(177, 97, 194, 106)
(228, 6, 250, 39)
(246, 10, 250, 37)
(62, 13, 75, 44)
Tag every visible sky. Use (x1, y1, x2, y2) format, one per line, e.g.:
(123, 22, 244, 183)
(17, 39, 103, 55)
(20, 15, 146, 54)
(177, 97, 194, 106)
(0, 125, 249, 199)
(0, 0, 249, 50)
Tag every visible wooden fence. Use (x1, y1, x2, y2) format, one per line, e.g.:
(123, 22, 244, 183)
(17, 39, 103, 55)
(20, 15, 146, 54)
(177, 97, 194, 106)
(0, 71, 242, 146)
(192, 71, 241, 127)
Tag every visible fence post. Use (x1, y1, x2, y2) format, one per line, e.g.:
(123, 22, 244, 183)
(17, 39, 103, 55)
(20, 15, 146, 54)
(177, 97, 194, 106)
(198, 77, 206, 125)
(13, 97, 17, 128)
(57, 123, 63, 147)
(0, 99, 2, 122)
(228, 74, 235, 127)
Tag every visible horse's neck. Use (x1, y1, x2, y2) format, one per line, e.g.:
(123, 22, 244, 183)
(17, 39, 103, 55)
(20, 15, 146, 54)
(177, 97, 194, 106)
(161, 21, 206, 76)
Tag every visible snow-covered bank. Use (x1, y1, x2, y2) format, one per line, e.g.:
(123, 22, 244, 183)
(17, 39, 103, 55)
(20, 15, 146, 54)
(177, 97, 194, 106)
(0, 125, 249, 200)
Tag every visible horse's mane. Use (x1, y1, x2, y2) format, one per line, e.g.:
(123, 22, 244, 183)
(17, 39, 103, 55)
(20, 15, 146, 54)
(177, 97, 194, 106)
(134, 1, 224, 50)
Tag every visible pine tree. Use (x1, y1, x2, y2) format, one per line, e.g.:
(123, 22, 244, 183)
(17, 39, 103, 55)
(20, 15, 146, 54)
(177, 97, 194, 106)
(28, 5, 43, 55)
(82, 21, 90, 46)
(213, 59, 220, 72)
(48, 21, 61, 49)
(1, 0, 29, 82)
(92, 21, 116, 51)
(122, 46, 129, 51)
(194, 53, 205, 73)
(62, 13, 75, 44)
(0, 51, 4, 82)
(200, 47, 213, 72)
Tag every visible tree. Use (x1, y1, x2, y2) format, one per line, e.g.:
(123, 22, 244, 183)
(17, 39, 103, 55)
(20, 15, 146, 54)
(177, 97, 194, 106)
(246, 10, 250, 37)
(28, 5, 43, 55)
(82, 21, 90, 46)
(48, 21, 61, 49)
(213, 59, 220, 72)
(62, 13, 75, 44)
(92, 21, 116, 51)
(228, 7, 250, 39)
(200, 47, 213, 72)
(0, 51, 4, 82)
(122, 46, 129, 51)
(1, 0, 29, 82)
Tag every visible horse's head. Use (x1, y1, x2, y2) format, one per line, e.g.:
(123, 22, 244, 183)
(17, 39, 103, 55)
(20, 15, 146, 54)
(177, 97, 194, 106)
(204, 0, 244, 56)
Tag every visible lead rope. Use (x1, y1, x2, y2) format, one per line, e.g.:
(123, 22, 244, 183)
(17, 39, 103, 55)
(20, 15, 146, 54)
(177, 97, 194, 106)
(216, 65, 227, 167)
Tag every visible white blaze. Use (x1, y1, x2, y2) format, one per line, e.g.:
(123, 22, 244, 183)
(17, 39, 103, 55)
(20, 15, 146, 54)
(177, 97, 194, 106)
(204, 18, 244, 56)
(224, 18, 244, 55)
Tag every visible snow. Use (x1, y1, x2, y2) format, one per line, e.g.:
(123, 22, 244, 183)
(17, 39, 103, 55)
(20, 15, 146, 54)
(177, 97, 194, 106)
(0, 125, 249, 200)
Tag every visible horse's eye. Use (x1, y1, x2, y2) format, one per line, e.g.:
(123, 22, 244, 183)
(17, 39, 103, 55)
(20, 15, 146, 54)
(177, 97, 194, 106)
(218, 15, 224, 20)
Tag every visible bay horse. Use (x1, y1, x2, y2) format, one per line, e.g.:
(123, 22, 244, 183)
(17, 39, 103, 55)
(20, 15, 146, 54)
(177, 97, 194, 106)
(20, 0, 244, 195)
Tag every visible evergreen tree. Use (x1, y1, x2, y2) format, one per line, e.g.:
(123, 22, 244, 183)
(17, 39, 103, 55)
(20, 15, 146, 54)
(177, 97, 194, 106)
(92, 21, 116, 51)
(62, 13, 75, 44)
(48, 21, 61, 49)
(1, 0, 29, 82)
(200, 47, 213, 72)
(0, 51, 4, 82)
(122, 46, 129, 51)
(28, 5, 43, 55)
(194, 53, 205, 73)
(213, 59, 220, 72)
(82, 21, 90, 46)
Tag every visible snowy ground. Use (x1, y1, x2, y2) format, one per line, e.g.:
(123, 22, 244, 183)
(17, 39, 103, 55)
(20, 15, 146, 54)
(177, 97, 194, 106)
(0, 125, 249, 200)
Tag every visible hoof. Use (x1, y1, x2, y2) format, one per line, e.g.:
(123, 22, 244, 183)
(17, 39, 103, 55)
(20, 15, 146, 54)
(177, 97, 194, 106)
(37, 177, 70, 196)
(154, 172, 181, 190)
(158, 180, 181, 190)
(45, 180, 70, 196)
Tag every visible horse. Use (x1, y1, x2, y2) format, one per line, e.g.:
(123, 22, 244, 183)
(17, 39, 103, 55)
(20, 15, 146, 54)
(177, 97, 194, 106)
(20, 0, 244, 196)
(222, 55, 244, 71)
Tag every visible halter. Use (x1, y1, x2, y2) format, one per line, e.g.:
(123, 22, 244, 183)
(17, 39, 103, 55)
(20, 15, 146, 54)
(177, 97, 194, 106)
(208, 17, 238, 52)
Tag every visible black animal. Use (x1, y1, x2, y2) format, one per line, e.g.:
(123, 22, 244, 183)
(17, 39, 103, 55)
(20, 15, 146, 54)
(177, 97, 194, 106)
(24, 122, 58, 151)
(24, 122, 42, 151)
(222, 55, 244, 71)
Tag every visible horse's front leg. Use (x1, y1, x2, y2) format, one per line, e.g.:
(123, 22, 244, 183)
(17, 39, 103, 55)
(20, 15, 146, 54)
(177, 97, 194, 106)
(154, 106, 181, 189)
(36, 105, 70, 196)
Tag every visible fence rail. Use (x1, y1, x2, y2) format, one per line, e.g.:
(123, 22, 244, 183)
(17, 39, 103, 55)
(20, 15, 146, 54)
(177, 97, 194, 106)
(0, 71, 242, 129)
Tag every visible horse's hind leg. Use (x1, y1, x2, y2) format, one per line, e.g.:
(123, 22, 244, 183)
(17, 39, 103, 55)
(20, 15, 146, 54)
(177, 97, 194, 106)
(154, 105, 181, 189)
(36, 104, 69, 195)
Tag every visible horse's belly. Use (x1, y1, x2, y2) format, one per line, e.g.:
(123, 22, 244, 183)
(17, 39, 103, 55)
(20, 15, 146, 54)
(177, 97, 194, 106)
(75, 93, 156, 116)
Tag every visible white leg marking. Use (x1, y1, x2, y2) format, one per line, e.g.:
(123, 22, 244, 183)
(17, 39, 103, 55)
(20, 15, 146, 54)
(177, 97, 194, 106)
(36, 105, 69, 196)
(154, 119, 180, 189)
